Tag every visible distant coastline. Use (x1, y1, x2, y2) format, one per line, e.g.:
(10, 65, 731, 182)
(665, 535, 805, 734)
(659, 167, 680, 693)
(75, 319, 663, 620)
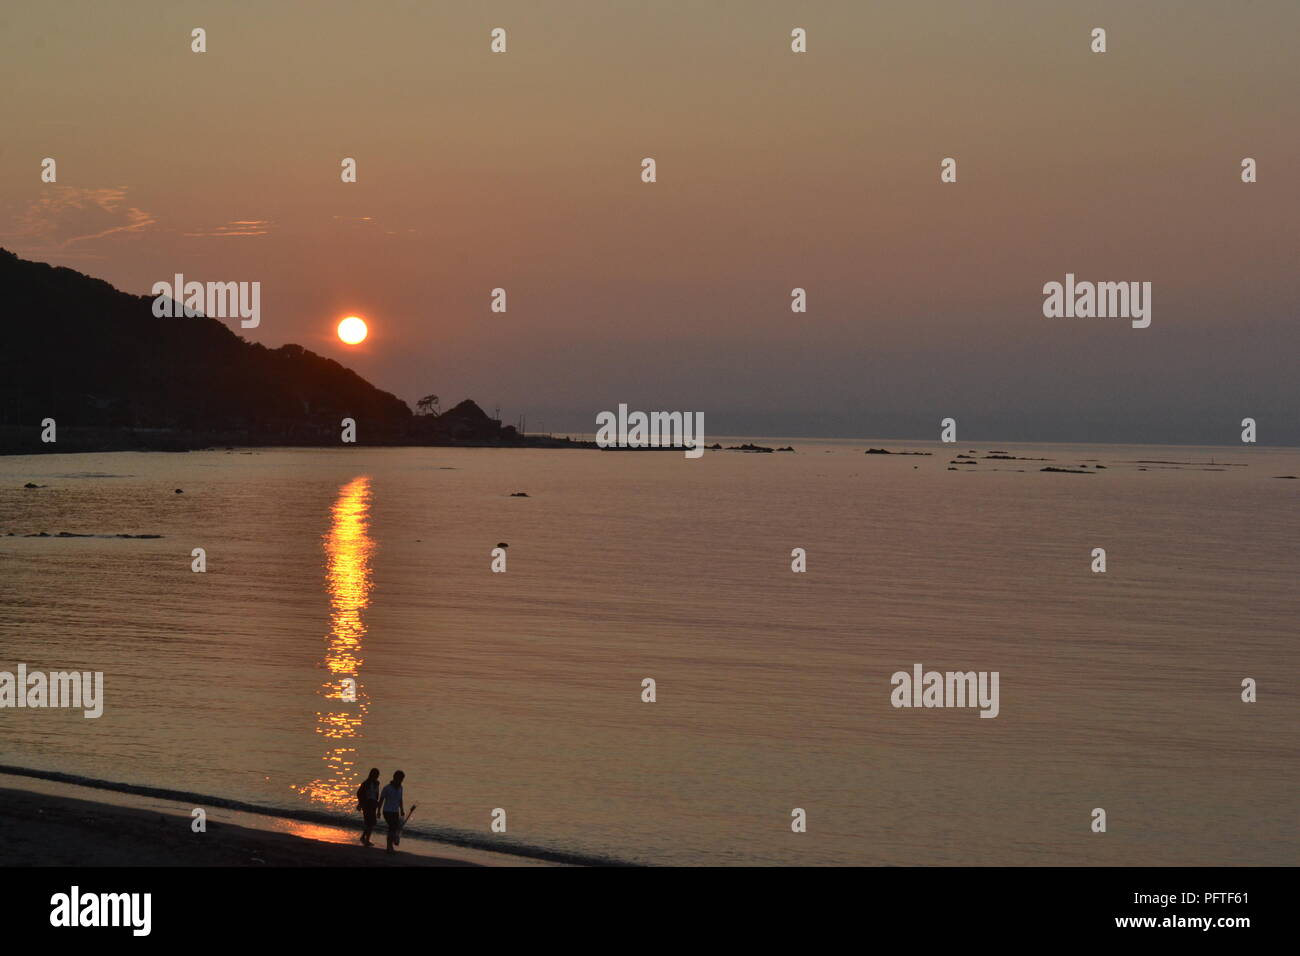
(0, 423, 597, 456)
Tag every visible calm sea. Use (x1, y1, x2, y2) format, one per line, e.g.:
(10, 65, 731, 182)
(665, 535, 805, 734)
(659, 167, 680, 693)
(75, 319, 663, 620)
(1, 441, 1296, 865)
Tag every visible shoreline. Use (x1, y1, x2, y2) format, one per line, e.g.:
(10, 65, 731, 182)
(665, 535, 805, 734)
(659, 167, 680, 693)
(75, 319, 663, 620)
(0, 424, 595, 457)
(0, 435, 599, 457)
(0, 785, 483, 867)
(0, 767, 613, 867)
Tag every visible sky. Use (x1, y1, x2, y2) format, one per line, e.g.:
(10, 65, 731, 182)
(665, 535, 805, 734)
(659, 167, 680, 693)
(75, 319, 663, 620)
(1, 0, 1296, 443)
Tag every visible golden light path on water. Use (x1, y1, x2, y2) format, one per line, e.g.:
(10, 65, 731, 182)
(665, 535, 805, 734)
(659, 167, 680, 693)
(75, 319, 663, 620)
(293, 476, 374, 808)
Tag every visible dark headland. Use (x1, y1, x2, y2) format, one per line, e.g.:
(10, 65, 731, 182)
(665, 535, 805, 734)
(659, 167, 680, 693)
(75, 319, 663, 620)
(0, 249, 593, 455)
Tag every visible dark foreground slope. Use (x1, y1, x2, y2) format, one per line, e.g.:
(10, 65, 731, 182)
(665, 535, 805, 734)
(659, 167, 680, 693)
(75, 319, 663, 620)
(0, 249, 411, 452)
(0, 250, 586, 453)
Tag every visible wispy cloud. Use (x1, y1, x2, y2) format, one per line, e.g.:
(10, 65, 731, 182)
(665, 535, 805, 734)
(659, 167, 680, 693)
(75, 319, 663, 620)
(183, 219, 272, 238)
(329, 215, 417, 238)
(1, 186, 157, 259)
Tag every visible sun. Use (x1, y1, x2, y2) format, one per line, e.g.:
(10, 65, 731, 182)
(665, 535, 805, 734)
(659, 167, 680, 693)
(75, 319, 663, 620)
(337, 315, 368, 345)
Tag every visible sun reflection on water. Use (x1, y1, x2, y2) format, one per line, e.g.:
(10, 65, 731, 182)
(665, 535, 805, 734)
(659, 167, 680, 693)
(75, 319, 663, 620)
(293, 476, 374, 809)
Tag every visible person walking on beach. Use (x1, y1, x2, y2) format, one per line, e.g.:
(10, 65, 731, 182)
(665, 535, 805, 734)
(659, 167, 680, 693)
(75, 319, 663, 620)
(356, 768, 381, 847)
(379, 770, 406, 854)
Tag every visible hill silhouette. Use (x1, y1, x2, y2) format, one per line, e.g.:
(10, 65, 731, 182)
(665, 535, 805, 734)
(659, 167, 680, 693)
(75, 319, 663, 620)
(0, 250, 575, 453)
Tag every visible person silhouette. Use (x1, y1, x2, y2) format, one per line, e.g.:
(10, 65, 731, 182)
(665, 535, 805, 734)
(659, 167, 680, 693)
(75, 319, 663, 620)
(356, 768, 381, 847)
(379, 770, 406, 854)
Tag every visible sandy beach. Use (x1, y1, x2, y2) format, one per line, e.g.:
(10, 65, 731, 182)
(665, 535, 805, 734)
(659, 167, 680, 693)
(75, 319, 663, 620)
(0, 785, 492, 867)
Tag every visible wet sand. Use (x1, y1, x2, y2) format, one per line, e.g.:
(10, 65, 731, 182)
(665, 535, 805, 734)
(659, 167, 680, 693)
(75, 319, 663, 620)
(0, 786, 482, 867)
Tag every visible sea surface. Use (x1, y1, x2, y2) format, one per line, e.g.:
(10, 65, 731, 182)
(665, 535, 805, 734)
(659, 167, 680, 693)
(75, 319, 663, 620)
(1, 440, 1296, 865)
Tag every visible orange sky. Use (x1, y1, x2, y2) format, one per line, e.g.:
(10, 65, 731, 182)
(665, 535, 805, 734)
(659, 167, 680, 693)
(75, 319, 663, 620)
(2, 0, 1296, 442)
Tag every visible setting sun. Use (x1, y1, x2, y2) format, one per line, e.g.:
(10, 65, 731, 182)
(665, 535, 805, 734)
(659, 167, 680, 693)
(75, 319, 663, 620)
(337, 316, 368, 345)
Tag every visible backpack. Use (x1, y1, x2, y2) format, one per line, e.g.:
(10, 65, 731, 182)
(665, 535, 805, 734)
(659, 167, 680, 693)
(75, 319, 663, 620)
(356, 779, 375, 810)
